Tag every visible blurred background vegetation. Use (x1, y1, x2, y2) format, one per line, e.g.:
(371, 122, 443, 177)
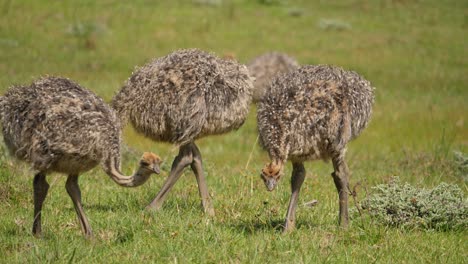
(0, 0, 466, 262)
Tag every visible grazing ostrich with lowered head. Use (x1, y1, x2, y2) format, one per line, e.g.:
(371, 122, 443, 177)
(248, 52, 299, 102)
(0, 77, 161, 238)
(112, 49, 254, 215)
(257, 65, 374, 232)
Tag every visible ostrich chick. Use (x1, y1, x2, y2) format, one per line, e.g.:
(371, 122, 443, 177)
(257, 65, 374, 232)
(248, 52, 299, 102)
(0, 77, 161, 238)
(112, 49, 254, 216)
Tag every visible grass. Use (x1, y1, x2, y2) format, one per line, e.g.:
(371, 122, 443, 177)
(0, 0, 467, 263)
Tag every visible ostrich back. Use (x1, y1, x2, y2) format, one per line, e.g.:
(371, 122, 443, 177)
(112, 49, 254, 145)
(248, 52, 299, 102)
(1, 77, 121, 173)
(257, 65, 374, 162)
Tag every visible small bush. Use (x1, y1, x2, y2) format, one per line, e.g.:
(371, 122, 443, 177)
(360, 177, 467, 231)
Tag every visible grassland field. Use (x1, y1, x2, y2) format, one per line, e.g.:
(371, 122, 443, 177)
(0, 0, 466, 263)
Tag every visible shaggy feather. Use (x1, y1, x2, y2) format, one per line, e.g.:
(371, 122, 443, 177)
(257, 65, 375, 163)
(0, 76, 161, 179)
(112, 49, 254, 145)
(1, 77, 122, 173)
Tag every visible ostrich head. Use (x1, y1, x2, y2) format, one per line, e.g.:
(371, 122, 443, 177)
(260, 161, 284, 191)
(140, 152, 162, 174)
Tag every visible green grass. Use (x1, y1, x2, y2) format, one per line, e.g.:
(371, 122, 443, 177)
(0, 0, 467, 263)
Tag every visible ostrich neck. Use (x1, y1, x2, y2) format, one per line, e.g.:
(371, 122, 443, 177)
(102, 156, 152, 187)
(269, 142, 289, 164)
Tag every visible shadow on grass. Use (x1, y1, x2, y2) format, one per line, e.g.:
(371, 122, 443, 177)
(81, 198, 204, 216)
(83, 198, 152, 212)
(228, 218, 316, 235)
(151, 198, 204, 212)
(82, 203, 123, 211)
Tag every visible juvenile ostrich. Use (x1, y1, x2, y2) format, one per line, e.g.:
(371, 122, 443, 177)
(247, 52, 299, 102)
(257, 65, 374, 232)
(0, 77, 162, 238)
(112, 49, 254, 215)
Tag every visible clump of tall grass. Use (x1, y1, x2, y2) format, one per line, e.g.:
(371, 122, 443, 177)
(257, 0, 284, 6)
(193, 0, 223, 6)
(317, 19, 352, 30)
(359, 177, 467, 231)
(66, 21, 108, 49)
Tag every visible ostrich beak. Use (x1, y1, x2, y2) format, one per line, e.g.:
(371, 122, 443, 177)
(265, 178, 277, 191)
(152, 164, 161, 174)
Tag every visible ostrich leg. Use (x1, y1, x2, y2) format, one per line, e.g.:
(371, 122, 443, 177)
(32, 172, 49, 237)
(331, 152, 350, 227)
(146, 143, 194, 211)
(65, 174, 92, 238)
(189, 143, 214, 216)
(283, 162, 306, 233)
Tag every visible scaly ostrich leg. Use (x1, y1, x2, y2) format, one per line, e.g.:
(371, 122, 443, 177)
(283, 162, 306, 233)
(65, 174, 92, 237)
(331, 152, 350, 227)
(32, 172, 49, 237)
(189, 143, 214, 216)
(146, 144, 194, 210)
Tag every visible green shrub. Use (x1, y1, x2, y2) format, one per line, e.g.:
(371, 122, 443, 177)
(360, 178, 467, 231)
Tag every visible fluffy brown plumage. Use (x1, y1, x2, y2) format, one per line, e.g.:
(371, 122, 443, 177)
(257, 65, 374, 231)
(0, 76, 161, 238)
(248, 52, 299, 102)
(112, 48, 253, 145)
(112, 49, 254, 215)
